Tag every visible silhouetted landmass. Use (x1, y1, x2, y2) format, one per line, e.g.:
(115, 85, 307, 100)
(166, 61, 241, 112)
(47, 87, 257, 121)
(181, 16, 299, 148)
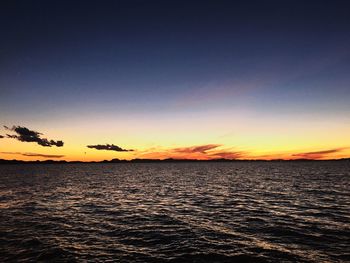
(0, 158, 349, 164)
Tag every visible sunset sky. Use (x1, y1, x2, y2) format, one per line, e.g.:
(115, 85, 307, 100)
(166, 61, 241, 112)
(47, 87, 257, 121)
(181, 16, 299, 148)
(1, 0, 350, 161)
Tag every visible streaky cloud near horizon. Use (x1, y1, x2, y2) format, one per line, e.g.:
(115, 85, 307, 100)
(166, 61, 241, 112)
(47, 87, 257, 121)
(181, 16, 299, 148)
(1, 152, 65, 158)
(87, 144, 134, 152)
(4, 125, 64, 147)
(140, 144, 247, 160)
(173, 144, 222, 154)
(292, 148, 348, 160)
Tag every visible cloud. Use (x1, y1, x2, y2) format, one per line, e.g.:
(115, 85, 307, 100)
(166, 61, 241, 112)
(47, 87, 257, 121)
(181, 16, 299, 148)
(1, 152, 65, 158)
(209, 151, 244, 159)
(139, 144, 246, 160)
(87, 144, 133, 152)
(173, 144, 221, 153)
(4, 126, 64, 147)
(0, 135, 4, 138)
(292, 148, 345, 159)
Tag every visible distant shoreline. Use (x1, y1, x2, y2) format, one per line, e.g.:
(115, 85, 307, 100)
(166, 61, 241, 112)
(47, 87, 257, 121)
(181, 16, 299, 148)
(1, 158, 349, 164)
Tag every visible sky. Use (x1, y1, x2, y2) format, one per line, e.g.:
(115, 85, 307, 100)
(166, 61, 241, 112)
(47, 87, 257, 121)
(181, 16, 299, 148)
(1, 0, 350, 161)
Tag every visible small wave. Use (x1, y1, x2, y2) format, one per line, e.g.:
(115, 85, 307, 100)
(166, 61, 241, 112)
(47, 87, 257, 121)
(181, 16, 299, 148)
(0, 162, 349, 262)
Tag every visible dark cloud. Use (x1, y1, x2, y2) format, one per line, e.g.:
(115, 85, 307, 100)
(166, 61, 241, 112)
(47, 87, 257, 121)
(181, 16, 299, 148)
(1, 152, 65, 158)
(4, 126, 64, 147)
(292, 148, 345, 159)
(0, 135, 4, 138)
(87, 144, 133, 152)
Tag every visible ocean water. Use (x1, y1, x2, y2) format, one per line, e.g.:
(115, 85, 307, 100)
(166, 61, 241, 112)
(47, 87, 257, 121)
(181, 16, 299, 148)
(0, 162, 349, 262)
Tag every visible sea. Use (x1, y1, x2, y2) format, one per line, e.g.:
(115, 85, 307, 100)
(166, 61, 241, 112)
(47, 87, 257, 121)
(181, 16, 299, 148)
(0, 162, 349, 262)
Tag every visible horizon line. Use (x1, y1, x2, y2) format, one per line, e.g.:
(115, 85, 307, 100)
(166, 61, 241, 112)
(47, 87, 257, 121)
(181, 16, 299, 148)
(1, 157, 350, 164)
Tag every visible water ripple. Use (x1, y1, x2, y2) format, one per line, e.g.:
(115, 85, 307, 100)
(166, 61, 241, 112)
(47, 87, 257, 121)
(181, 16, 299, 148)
(0, 162, 349, 262)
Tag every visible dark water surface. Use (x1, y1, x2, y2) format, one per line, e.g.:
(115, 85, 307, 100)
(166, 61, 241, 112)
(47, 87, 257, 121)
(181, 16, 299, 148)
(0, 162, 349, 262)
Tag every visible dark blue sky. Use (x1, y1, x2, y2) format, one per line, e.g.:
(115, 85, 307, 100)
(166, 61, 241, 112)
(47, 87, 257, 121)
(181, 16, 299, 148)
(1, 1, 350, 113)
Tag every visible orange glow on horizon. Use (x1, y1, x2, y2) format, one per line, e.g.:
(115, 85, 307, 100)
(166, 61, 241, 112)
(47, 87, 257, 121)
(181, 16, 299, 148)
(1, 114, 350, 162)
(1, 139, 349, 162)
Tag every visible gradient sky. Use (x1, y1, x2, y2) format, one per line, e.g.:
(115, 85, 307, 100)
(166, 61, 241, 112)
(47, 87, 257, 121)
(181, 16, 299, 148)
(1, 0, 350, 161)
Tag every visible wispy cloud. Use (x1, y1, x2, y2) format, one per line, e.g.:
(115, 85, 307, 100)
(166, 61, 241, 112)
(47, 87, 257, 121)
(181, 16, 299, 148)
(174, 47, 350, 110)
(173, 144, 221, 154)
(87, 144, 134, 152)
(209, 151, 244, 159)
(139, 144, 245, 160)
(4, 126, 64, 147)
(1, 152, 65, 158)
(292, 148, 346, 159)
